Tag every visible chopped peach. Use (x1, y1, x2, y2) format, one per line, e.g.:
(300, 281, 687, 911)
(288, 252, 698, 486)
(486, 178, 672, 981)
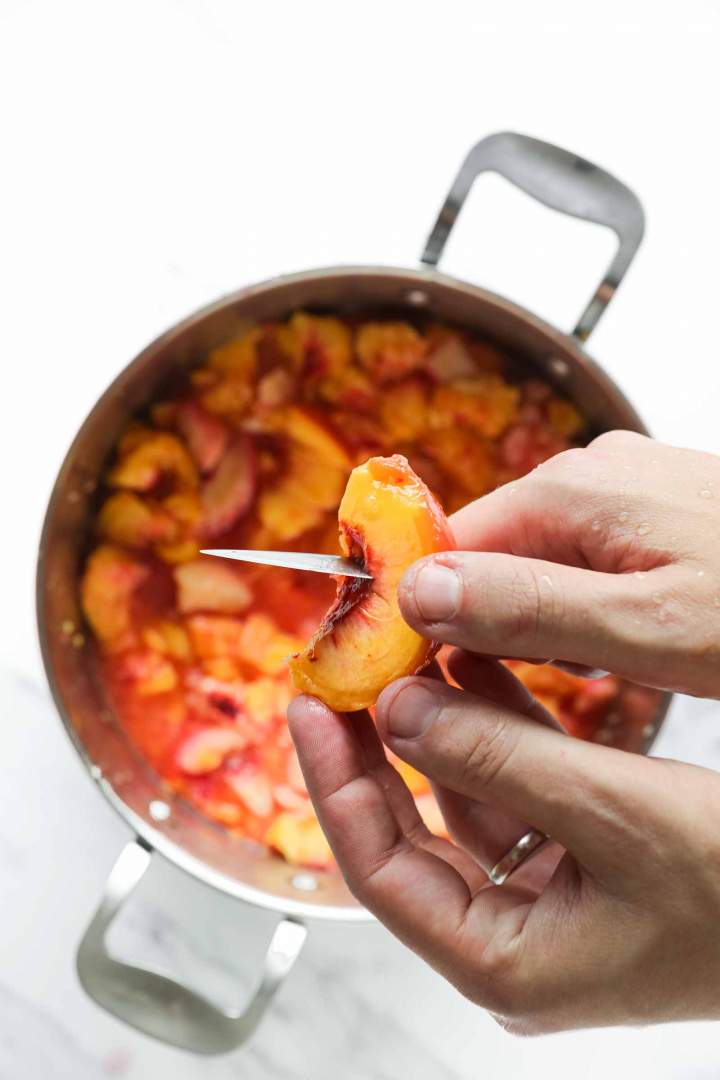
(235, 614, 304, 676)
(118, 649, 179, 695)
(96, 492, 178, 548)
(199, 437, 255, 538)
(207, 329, 261, 379)
(424, 428, 495, 497)
(108, 432, 198, 492)
(279, 313, 352, 380)
(424, 334, 480, 383)
(176, 727, 247, 775)
(80, 545, 149, 647)
(174, 559, 253, 615)
(258, 445, 345, 542)
(256, 367, 296, 409)
(243, 677, 292, 726)
(176, 400, 229, 474)
(547, 398, 584, 438)
(356, 322, 426, 383)
(431, 376, 519, 438)
(289, 455, 454, 711)
(379, 378, 429, 443)
(141, 620, 193, 662)
(265, 811, 333, 868)
(280, 405, 351, 470)
(185, 615, 244, 659)
(201, 656, 243, 682)
(224, 769, 273, 817)
(154, 538, 201, 565)
(200, 374, 253, 417)
(318, 367, 377, 412)
(273, 785, 308, 811)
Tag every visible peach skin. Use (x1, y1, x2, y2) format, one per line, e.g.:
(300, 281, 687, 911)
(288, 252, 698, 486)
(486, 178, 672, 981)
(289, 455, 455, 711)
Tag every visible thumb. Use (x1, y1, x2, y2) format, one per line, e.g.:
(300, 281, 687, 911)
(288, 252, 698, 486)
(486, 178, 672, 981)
(398, 551, 674, 685)
(375, 675, 647, 871)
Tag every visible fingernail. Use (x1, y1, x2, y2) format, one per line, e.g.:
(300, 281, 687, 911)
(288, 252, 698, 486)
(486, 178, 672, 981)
(384, 682, 439, 740)
(413, 563, 462, 623)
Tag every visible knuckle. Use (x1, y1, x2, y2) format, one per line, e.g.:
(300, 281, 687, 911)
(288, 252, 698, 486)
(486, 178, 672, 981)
(458, 711, 519, 793)
(590, 429, 647, 452)
(497, 561, 562, 649)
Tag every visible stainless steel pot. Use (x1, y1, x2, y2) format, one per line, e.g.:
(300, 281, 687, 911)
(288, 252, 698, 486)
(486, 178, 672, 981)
(37, 132, 670, 1055)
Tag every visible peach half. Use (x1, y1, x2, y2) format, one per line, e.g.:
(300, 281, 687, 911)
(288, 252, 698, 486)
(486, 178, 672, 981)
(289, 455, 454, 711)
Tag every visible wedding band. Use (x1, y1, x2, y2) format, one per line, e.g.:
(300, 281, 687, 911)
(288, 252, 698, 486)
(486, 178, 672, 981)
(489, 828, 550, 886)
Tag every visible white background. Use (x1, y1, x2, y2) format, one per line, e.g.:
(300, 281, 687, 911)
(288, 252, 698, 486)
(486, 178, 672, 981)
(2, 2, 720, 1077)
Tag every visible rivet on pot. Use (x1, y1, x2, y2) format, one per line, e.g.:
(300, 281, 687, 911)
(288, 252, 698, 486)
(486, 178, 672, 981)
(548, 356, 570, 378)
(149, 799, 171, 822)
(406, 289, 429, 307)
(291, 872, 318, 892)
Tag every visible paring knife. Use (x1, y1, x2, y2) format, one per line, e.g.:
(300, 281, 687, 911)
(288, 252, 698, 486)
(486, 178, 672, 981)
(200, 549, 373, 580)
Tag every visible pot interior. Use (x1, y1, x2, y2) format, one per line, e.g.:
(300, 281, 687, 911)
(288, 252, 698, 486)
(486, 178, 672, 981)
(37, 266, 669, 915)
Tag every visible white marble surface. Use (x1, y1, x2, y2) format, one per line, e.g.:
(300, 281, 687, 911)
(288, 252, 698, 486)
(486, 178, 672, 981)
(3, 1, 720, 1076)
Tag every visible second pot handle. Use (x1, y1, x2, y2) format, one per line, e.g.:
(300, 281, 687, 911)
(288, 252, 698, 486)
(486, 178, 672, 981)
(421, 131, 645, 342)
(76, 839, 307, 1055)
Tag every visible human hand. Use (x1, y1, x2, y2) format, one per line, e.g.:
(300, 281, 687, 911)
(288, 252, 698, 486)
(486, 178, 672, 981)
(288, 432, 720, 1031)
(288, 667, 720, 1032)
(404, 430, 720, 698)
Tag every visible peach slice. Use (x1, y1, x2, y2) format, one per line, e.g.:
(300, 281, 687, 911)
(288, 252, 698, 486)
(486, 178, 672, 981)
(176, 727, 247, 775)
(80, 544, 149, 647)
(174, 559, 253, 615)
(356, 322, 426, 383)
(280, 405, 351, 470)
(258, 444, 346, 542)
(199, 436, 256, 538)
(264, 811, 333, 868)
(277, 313, 352, 380)
(108, 432, 198, 492)
(96, 492, 178, 548)
(289, 455, 455, 711)
(176, 400, 229, 474)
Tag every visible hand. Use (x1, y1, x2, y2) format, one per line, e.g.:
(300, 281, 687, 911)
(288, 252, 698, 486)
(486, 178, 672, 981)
(288, 432, 720, 1031)
(409, 430, 720, 698)
(289, 669, 720, 1033)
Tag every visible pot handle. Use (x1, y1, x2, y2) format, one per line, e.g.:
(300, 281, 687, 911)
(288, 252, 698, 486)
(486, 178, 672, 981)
(76, 839, 307, 1055)
(421, 131, 645, 342)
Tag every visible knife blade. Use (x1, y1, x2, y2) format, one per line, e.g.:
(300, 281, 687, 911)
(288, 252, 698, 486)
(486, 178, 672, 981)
(200, 549, 373, 580)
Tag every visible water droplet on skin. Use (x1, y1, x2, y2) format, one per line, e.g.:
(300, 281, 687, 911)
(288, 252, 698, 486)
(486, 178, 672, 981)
(618, 512, 629, 523)
(637, 523, 652, 536)
(591, 520, 601, 531)
(698, 570, 705, 578)
(699, 489, 713, 499)
(539, 574, 553, 588)
(634, 571, 646, 580)
(652, 592, 663, 604)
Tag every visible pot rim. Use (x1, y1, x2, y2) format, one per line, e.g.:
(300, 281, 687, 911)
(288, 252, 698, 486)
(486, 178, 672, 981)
(37, 261, 671, 919)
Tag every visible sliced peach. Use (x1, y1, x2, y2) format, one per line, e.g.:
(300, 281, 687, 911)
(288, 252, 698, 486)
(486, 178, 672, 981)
(546, 398, 584, 438)
(224, 768, 273, 817)
(243, 677, 292, 726)
(174, 559, 253, 615)
(176, 400, 229, 474)
(199, 436, 256, 538)
(277, 313, 352, 380)
(318, 367, 377, 412)
(207, 329, 261, 379)
(176, 727, 247, 775)
(378, 378, 430, 443)
(117, 648, 179, 695)
(430, 376, 519, 438)
(265, 811, 333, 868)
(424, 333, 480, 383)
(356, 322, 426, 383)
(185, 615, 244, 660)
(258, 445, 346, 542)
(200, 374, 253, 417)
(141, 620, 193, 662)
(107, 432, 198, 492)
(289, 455, 454, 711)
(80, 544, 149, 647)
(424, 428, 496, 497)
(96, 492, 178, 548)
(235, 614, 304, 676)
(280, 405, 351, 470)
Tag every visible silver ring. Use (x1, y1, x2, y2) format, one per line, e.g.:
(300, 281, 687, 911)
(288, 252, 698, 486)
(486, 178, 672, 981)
(489, 828, 549, 886)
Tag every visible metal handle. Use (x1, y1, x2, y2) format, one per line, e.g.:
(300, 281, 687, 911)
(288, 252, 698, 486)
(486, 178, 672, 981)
(421, 131, 645, 342)
(76, 839, 307, 1055)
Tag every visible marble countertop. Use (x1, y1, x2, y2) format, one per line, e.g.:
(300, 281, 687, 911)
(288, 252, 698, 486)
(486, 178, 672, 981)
(3, 1, 720, 1076)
